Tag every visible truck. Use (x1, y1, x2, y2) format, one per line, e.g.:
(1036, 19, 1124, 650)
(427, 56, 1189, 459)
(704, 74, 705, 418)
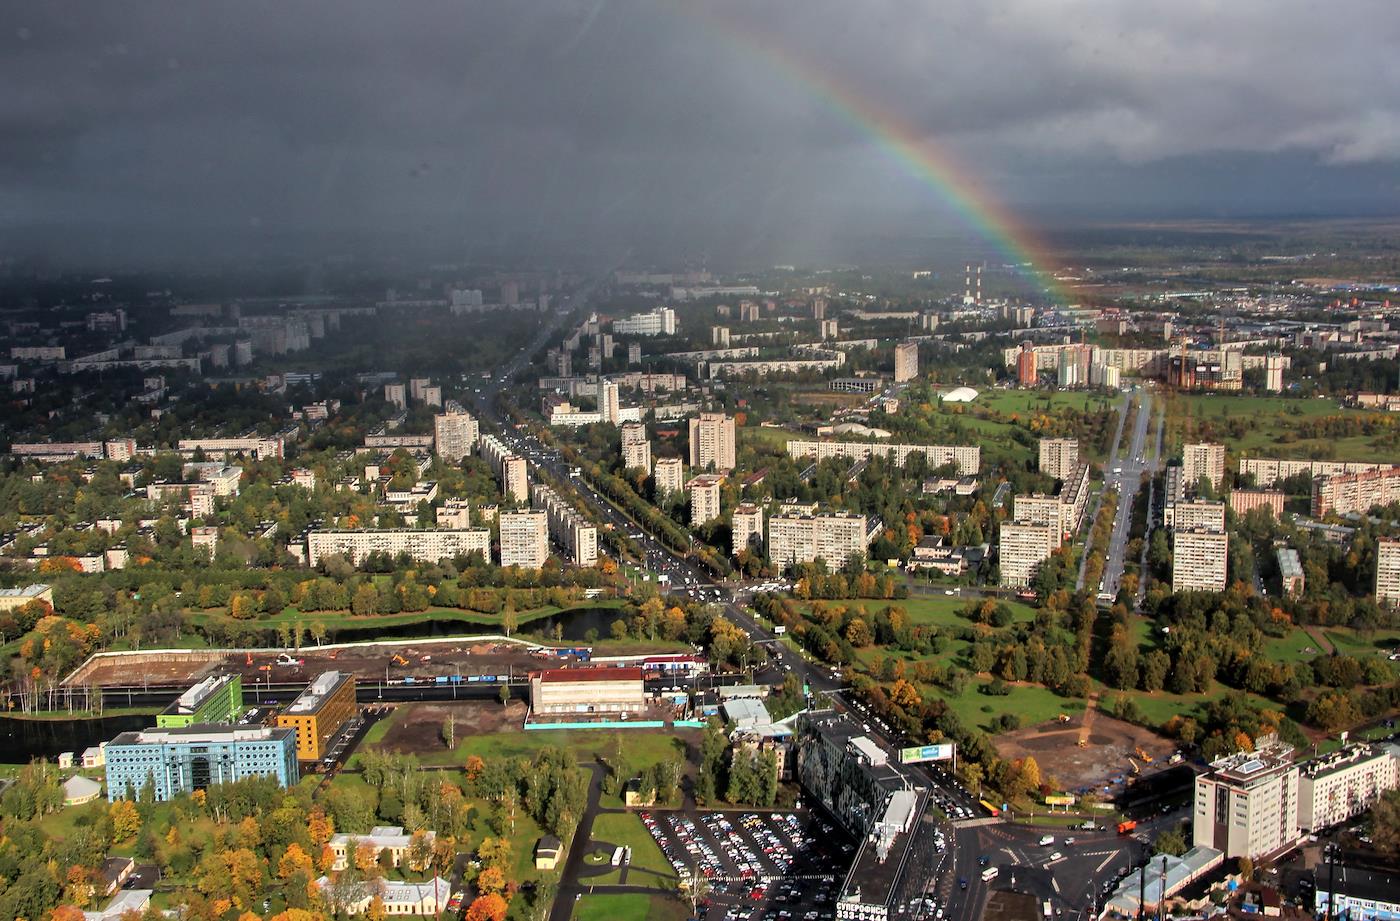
(1038, 834, 1055, 846)
(1117, 820, 1137, 835)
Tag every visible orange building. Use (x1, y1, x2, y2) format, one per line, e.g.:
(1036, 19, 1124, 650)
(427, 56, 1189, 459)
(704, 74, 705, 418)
(276, 671, 356, 762)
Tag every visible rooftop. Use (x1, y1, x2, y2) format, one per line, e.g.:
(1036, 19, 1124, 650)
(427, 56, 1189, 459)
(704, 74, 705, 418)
(165, 673, 237, 715)
(1277, 547, 1304, 579)
(111, 724, 295, 746)
(534, 667, 644, 683)
(285, 670, 351, 715)
(0, 584, 49, 599)
(1330, 865, 1400, 904)
(1300, 743, 1388, 780)
(1207, 741, 1295, 784)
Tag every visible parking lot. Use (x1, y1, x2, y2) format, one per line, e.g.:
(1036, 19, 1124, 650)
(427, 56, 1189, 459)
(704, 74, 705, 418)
(640, 810, 853, 921)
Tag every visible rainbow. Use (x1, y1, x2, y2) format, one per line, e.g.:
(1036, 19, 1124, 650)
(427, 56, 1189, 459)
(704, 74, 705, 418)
(686, 8, 1070, 304)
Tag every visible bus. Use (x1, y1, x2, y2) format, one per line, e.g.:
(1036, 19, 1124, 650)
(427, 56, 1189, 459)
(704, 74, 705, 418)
(979, 800, 1001, 817)
(981, 867, 999, 882)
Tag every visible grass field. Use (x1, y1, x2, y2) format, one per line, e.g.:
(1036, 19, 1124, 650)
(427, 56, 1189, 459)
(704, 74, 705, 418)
(586, 813, 677, 889)
(437, 727, 691, 769)
(1162, 392, 1400, 463)
(974, 390, 1113, 418)
(573, 893, 685, 921)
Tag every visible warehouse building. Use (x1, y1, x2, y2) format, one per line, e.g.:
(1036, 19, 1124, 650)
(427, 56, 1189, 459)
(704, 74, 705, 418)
(157, 674, 243, 728)
(529, 667, 646, 716)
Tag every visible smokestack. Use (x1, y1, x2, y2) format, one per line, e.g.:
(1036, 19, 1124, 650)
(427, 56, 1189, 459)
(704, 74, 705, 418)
(964, 264, 971, 303)
(976, 264, 983, 305)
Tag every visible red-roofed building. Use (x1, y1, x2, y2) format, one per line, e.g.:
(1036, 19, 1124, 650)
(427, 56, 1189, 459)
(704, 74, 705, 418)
(529, 667, 647, 716)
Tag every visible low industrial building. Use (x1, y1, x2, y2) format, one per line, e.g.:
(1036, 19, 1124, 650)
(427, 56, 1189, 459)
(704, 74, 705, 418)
(276, 671, 357, 762)
(529, 667, 646, 717)
(105, 725, 298, 801)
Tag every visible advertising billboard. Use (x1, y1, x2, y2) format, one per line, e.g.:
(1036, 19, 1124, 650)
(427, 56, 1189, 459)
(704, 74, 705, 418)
(899, 743, 954, 764)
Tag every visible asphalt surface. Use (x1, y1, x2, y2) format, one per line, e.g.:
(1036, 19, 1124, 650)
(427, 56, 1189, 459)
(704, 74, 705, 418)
(1097, 389, 1159, 604)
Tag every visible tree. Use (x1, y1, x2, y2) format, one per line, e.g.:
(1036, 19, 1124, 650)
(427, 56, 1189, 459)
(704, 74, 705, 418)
(442, 714, 456, 750)
(110, 798, 141, 841)
(476, 865, 507, 896)
(1371, 789, 1400, 858)
(1153, 829, 1187, 856)
(679, 864, 711, 918)
(465, 893, 508, 921)
(279, 843, 315, 880)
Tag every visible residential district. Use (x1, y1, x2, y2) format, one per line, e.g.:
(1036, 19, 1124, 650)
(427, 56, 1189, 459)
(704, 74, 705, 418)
(3, 250, 1400, 921)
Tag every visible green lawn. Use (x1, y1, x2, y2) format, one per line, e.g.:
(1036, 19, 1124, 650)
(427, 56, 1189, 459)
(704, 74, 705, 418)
(586, 813, 677, 889)
(1163, 393, 1400, 463)
(1263, 629, 1329, 663)
(1323, 628, 1400, 659)
(573, 893, 685, 921)
(945, 681, 1082, 732)
(431, 727, 691, 768)
(975, 390, 1113, 418)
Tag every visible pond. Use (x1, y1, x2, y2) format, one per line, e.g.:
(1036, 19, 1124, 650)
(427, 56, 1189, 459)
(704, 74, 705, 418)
(0, 713, 153, 763)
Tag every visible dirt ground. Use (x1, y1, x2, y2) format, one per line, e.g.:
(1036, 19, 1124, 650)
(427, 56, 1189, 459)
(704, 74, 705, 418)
(69, 639, 559, 687)
(993, 712, 1178, 794)
(376, 700, 529, 753)
(984, 890, 1039, 921)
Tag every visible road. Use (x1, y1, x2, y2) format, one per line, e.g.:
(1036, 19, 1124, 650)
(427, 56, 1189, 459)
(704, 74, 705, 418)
(1097, 390, 1158, 604)
(1076, 392, 1131, 592)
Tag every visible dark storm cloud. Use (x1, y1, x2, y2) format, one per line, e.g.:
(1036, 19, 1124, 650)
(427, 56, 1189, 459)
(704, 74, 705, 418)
(2, 1, 1398, 262)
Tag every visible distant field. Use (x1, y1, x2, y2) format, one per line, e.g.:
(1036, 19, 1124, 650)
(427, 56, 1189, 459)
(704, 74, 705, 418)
(1162, 392, 1399, 463)
(739, 425, 799, 451)
(974, 390, 1114, 418)
(573, 893, 685, 921)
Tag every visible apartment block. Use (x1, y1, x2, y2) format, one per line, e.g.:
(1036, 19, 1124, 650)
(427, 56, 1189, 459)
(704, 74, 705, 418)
(1182, 442, 1226, 489)
(433, 409, 479, 462)
(893, 340, 919, 383)
(306, 528, 490, 567)
(1312, 467, 1400, 517)
(1193, 742, 1299, 860)
(1172, 527, 1229, 593)
(106, 726, 298, 802)
(1013, 495, 1066, 540)
(499, 509, 549, 569)
(620, 422, 652, 472)
(1238, 457, 1396, 487)
(1038, 438, 1080, 481)
(384, 382, 407, 410)
(654, 457, 685, 495)
(688, 474, 724, 526)
(1228, 489, 1286, 518)
(531, 482, 598, 567)
(732, 502, 764, 556)
(1277, 547, 1305, 598)
(1377, 538, 1400, 608)
(787, 439, 980, 476)
(612, 306, 676, 336)
(997, 521, 1060, 588)
(1164, 499, 1227, 532)
(767, 511, 867, 569)
(689, 412, 736, 473)
(1297, 744, 1399, 833)
(480, 433, 529, 503)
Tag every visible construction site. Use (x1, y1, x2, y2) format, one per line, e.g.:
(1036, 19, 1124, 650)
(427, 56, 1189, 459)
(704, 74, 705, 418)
(64, 638, 563, 689)
(992, 709, 1179, 796)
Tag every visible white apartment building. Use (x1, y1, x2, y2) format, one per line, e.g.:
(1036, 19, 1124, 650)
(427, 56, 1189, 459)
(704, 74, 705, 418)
(1164, 499, 1227, 532)
(499, 510, 549, 569)
(433, 410, 479, 462)
(1173, 527, 1229, 593)
(1297, 744, 1399, 832)
(599, 380, 621, 425)
(1238, 457, 1396, 486)
(654, 457, 685, 496)
(732, 503, 764, 556)
(306, 528, 490, 567)
(1377, 538, 1400, 608)
(767, 511, 867, 569)
(997, 521, 1060, 588)
(893, 341, 919, 383)
(531, 483, 598, 567)
(1038, 438, 1079, 481)
(1193, 743, 1299, 860)
(480, 434, 530, 503)
(612, 306, 677, 336)
(689, 412, 736, 473)
(1182, 442, 1226, 489)
(384, 382, 407, 410)
(787, 440, 980, 476)
(1012, 495, 1068, 542)
(620, 422, 651, 472)
(688, 474, 724, 526)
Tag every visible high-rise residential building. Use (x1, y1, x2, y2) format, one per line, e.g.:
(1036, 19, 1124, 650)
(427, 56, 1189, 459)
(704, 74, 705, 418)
(1193, 742, 1299, 859)
(276, 671, 357, 762)
(434, 409, 479, 462)
(628, 341, 642, 366)
(687, 474, 724, 526)
(384, 382, 407, 410)
(689, 412, 736, 473)
(620, 422, 651, 472)
(501, 280, 519, 306)
(1172, 527, 1229, 592)
(612, 306, 676, 336)
(1164, 499, 1227, 532)
(600, 380, 621, 425)
(1312, 467, 1400, 517)
(739, 301, 760, 323)
(105, 725, 298, 802)
(1228, 489, 1286, 518)
(1037, 438, 1080, 481)
(1016, 341, 1038, 387)
(531, 483, 598, 567)
(1277, 547, 1306, 598)
(499, 510, 549, 569)
(997, 521, 1060, 587)
(819, 318, 839, 340)
(786, 440, 980, 476)
(1377, 538, 1400, 608)
(712, 326, 731, 347)
(811, 297, 827, 319)
(409, 377, 432, 402)
(1183, 442, 1226, 490)
(1297, 744, 1399, 833)
(654, 457, 685, 496)
(480, 434, 529, 503)
(1012, 494, 1067, 541)
(731, 502, 764, 556)
(893, 341, 919, 383)
(767, 511, 867, 569)
(420, 384, 442, 408)
(1264, 353, 1285, 392)
(306, 528, 491, 567)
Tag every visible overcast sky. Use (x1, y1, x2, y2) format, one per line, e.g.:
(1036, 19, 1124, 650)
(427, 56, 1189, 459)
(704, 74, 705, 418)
(3, 1, 1398, 267)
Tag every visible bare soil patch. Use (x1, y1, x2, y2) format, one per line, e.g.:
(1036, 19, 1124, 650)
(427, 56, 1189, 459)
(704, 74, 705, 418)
(993, 713, 1177, 794)
(378, 700, 528, 754)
